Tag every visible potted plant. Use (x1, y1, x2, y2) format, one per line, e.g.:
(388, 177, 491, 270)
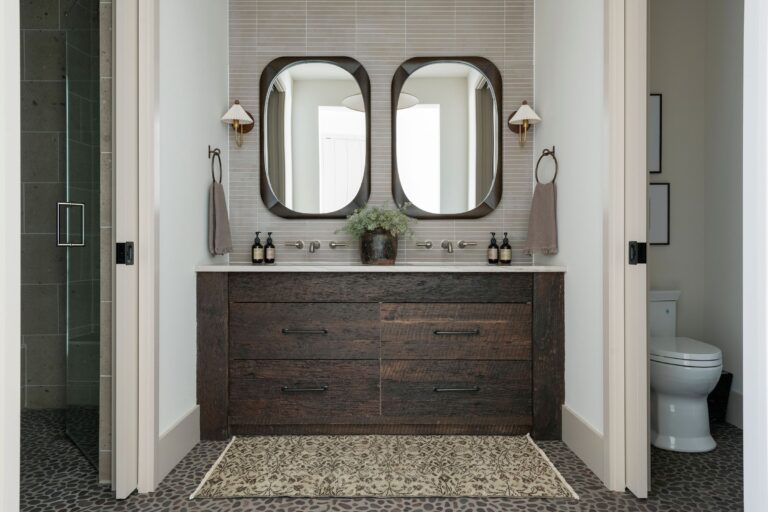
(338, 204, 414, 265)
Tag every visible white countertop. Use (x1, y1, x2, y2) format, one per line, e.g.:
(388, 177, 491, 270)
(196, 263, 566, 273)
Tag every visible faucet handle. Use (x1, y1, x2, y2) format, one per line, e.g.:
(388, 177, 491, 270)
(457, 240, 477, 249)
(285, 240, 304, 250)
(329, 241, 348, 249)
(416, 241, 433, 249)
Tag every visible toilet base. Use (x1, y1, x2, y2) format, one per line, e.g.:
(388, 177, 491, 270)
(651, 430, 716, 453)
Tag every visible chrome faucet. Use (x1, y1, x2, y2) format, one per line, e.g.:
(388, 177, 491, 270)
(440, 240, 454, 254)
(308, 241, 321, 253)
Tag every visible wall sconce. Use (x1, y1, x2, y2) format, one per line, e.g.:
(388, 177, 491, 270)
(221, 100, 254, 147)
(507, 100, 541, 146)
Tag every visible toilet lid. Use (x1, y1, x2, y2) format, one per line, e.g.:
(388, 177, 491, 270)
(650, 337, 722, 362)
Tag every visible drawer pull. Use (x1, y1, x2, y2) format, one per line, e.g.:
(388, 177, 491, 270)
(281, 385, 329, 393)
(281, 328, 328, 335)
(433, 386, 481, 393)
(433, 329, 480, 336)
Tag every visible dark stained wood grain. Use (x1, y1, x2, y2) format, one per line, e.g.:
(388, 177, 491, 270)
(380, 303, 532, 360)
(197, 273, 229, 440)
(532, 273, 565, 440)
(230, 423, 531, 436)
(230, 303, 379, 360)
(229, 360, 379, 422)
(228, 272, 533, 303)
(381, 360, 532, 419)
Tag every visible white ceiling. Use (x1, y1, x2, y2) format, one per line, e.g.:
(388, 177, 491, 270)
(284, 62, 355, 81)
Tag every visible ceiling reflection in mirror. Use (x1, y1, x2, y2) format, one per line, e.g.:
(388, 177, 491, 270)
(263, 61, 368, 215)
(394, 60, 500, 216)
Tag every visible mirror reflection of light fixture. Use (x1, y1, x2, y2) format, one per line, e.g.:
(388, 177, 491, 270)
(341, 92, 419, 112)
(221, 100, 254, 147)
(507, 100, 541, 146)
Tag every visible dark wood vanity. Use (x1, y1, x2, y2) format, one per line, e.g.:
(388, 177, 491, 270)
(197, 268, 564, 441)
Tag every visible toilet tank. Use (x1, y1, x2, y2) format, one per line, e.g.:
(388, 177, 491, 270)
(649, 290, 681, 337)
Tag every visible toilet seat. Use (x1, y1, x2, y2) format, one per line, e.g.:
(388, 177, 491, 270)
(650, 337, 722, 368)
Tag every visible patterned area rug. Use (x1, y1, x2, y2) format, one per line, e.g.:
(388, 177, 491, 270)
(191, 435, 578, 499)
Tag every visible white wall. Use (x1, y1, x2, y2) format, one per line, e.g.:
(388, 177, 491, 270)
(0, 0, 21, 507)
(158, 0, 228, 435)
(534, 0, 607, 434)
(742, 0, 768, 508)
(404, 77, 469, 213)
(291, 79, 360, 212)
(649, 0, 743, 401)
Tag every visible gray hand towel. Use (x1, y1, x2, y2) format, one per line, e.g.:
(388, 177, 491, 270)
(523, 182, 558, 255)
(208, 182, 233, 256)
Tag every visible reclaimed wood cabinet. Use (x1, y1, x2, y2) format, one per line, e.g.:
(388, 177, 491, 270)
(197, 270, 564, 440)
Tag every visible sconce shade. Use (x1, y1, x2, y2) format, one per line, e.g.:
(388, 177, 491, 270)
(341, 94, 365, 112)
(221, 100, 254, 125)
(342, 92, 419, 112)
(508, 101, 541, 126)
(397, 92, 419, 110)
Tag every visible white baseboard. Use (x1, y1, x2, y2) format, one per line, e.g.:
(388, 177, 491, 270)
(156, 405, 200, 486)
(562, 404, 605, 483)
(726, 390, 743, 429)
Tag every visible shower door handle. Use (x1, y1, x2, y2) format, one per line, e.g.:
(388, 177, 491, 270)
(56, 202, 86, 247)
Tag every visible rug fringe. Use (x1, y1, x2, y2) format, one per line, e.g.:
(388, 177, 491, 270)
(189, 436, 237, 500)
(525, 433, 580, 500)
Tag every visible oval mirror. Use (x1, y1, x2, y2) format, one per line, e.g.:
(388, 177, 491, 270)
(392, 58, 502, 218)
(260, 57, 371, 218)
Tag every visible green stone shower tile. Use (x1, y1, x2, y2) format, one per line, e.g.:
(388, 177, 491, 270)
(21, 234, 65, 285)
(23, 183, 65, 234)
(25, 335, 66, 386)
(21, 132, 60, 183)
(21, 81, 66, 132)
(20, 0, 60, 30)
(24, 30, 66, 81)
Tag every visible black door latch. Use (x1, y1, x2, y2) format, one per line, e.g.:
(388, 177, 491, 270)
(628, 241, 647, 265)
(116, 242, 134, 265)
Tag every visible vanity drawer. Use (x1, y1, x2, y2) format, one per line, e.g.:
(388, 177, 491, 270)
(229, 303, 379, 359)
(380, 303, 531, 360)
(381, 360, 532, 420)
(229, 360, 380, 423)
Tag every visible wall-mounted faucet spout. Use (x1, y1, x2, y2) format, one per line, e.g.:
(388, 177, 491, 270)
(308, 241, 321, 253)
(440, 240, 454, 254)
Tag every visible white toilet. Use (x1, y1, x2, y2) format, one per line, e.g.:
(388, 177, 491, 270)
(649, 291, 723, 452)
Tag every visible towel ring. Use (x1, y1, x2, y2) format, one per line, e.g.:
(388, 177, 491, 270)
(535, 146, 558, 184)
(209, 145, 222, 183)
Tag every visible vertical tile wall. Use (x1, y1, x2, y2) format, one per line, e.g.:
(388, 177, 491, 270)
(20, 0, 69, 410)
(228, 0, 534, 264)
(98, 0, 113, 484)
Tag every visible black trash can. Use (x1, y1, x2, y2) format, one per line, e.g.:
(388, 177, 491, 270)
(707, 371, 733, 423)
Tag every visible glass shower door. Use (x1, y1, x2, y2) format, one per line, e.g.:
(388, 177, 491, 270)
(62, 0, 100, 468)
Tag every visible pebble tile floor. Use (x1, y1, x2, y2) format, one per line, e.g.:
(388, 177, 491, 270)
(21, 410, 743, 511)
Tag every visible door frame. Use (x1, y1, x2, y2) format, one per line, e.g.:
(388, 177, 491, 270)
(743, 0, 768, 509)
(114, 0, 160, 497)
(604, 0, 650, 497)
(0, 0, 21, 509)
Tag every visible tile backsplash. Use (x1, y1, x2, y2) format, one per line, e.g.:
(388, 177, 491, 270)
(228, 0, 534, 264)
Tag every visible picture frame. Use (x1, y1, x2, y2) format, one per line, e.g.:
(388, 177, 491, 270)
(648, 93, 662, 174)
(649, 183, 670, 245)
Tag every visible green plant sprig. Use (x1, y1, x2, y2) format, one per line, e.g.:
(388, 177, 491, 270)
(337, 203, 415, 239)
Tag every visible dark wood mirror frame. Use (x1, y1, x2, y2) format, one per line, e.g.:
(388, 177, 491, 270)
(391, 57, 503, 219)
(259, 56, 371, 219)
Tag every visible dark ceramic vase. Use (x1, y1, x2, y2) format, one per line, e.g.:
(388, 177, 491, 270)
(360, 229, 398, 265)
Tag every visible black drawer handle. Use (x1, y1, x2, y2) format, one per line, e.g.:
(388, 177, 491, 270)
(281, 385, 328, 393)
(433, 329, 480, 336)
(281, 328, 328, 335)
(433, 386, 481, 393)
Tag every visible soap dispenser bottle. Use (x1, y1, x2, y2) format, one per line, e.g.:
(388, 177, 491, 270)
(252, 231, 264, 264)
(265, 232, 276, 264)
(499, 232, 512, 265)
(488, 232, 499, 264)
